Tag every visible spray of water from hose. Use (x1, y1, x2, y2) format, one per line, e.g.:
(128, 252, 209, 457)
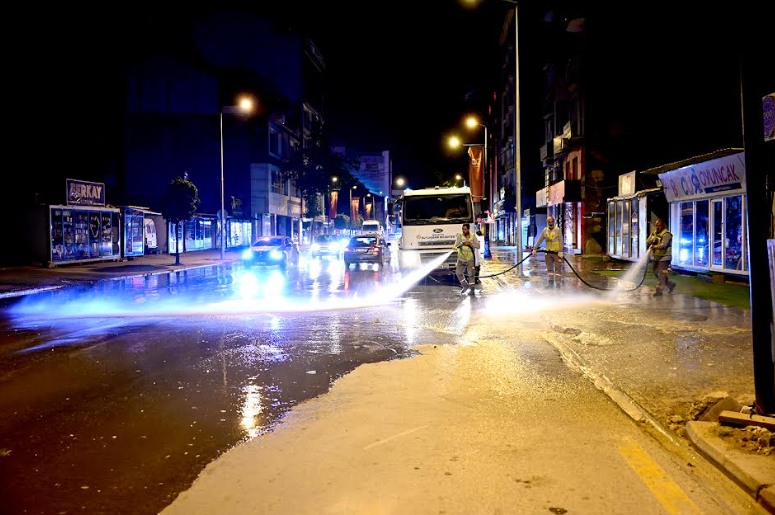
(474, 250, 651, 292)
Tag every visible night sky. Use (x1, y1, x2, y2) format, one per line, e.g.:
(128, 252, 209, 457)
(12, 1, 768, 205)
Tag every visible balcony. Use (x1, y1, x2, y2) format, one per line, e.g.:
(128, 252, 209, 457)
(539, 142, 554, 163)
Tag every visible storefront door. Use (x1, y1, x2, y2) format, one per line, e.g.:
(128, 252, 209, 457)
(711, 199, 724, 270)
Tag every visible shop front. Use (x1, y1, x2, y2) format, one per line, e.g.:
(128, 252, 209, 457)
(49, 205, 121, 265)
(168, 215, 217, 254)
(45, 179, 121, 266)
(227, 219, 253, 248)
(538, 181, 583, 254)
(122, 207, 164, 258)
(657, 152, 748, 276)
(607, 189, 666, 262)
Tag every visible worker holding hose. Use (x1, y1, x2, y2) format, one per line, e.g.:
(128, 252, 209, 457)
(532, 217, 564, 282)
(454, 223, 480, 294)
(647, 219, 676, 296)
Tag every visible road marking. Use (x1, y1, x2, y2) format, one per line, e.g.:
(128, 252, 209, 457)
(363, 425, 429, 451)
(619, 437, 703, 515)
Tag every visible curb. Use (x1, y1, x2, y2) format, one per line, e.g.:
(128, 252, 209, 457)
(686, 421, 775, 512)
(105, 261, 238, 282)
(540, 332, 681, 445)
(543, 328, 774, 514)
(0, 285, 65, 300)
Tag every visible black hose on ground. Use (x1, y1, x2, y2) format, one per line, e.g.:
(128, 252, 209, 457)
(432, 250, 649, 292)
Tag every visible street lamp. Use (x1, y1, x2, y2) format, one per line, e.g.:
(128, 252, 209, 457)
(461, 0, 522, 272)
(455, 174, 463, 181)
(366, 193, 374, 220)
(350, 185, 358, 226)
(448, 136, 462, 149)
(395, 177, 406, 187)
(465, 116, 491, 258)
(331, 176, 339, 184)
(220, 95, 254, 260)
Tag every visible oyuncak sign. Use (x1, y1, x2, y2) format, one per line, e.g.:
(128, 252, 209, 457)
(66, 179, 106, 206)
(659, 153, 746, 203)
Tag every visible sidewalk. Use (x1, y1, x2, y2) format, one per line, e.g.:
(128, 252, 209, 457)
(481, 247, 772, 511)
(0, 249, 242, 298)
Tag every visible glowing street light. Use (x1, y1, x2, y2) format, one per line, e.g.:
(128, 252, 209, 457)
(239, 97, 254, 112)
(448, 136, 462, 149)
(466, 116, 479, 128)
(395, 177, 406, 187)
(455, 174, 463, 181)
(331, 176, 339, 184)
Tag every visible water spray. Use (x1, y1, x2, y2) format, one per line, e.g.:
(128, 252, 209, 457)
(9, 251, 454, 322)
(476, 250, 651, 292)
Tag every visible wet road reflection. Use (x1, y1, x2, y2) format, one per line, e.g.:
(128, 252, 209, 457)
(0, 252, 466, 515)
(0, 250, 749, 515)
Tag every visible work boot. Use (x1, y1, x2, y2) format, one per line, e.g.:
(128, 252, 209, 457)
(667, 282, 676, 294)
(460, 282, 469, 294)
(653, 290, 663, 297)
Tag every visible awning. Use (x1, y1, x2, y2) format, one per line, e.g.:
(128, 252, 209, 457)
(640, 148, 743, 175)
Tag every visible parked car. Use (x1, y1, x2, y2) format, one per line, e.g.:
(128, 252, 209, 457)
(242, 237, 299, 268)
(310, 235, 342, 258)
(343, 234, 391, 267)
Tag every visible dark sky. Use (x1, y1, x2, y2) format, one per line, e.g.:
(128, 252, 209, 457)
(296, 1, 507, 186)
(13, 1, 770, 201)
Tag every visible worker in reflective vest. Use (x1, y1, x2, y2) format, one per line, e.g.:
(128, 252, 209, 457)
(532, 217, 564, 282)
(454, 223, 480, 294)
(647, 219, 676, 296)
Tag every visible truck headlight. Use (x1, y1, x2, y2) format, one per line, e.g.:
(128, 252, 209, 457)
(242, 249, 254, 260)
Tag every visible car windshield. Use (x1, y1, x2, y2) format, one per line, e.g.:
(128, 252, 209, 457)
(314, 235, 336, 243)
(254, 238, 283, 247)
(403, 194, 472, 224)
(349, 237, 377, 248)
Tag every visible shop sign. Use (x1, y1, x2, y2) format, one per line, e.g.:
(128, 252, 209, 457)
(548, 181, 565, 206)
(618, 171, 636, 196)
(659, 153, 746, 203)
(536, 187, 548, 207)
(67, 179, 105, 206)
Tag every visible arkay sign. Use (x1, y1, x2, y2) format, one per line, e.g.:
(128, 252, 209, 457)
(67, 179, 106, 206)
(659, 153, 746, 203)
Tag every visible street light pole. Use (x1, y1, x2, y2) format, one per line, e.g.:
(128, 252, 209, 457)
(219, 97, 254, 261)
(482, 124, 492, 258)
(511, 1, 523, 273)
(219, 110, 225, 260)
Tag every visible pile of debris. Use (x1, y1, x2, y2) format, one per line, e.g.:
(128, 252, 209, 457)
(665, 391, 749, 436)
(715, 411, 775, 457)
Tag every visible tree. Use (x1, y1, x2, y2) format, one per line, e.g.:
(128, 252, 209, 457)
(161, 176, 200, 265)
(281, 122, 361, 218)
(334, 214, 350, 230)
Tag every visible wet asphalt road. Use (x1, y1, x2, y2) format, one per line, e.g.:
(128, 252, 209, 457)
(0, 254, 468, 515)
(0, 252, 755, 515)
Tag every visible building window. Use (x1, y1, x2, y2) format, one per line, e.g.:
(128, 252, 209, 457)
(631, 199, 639, 259)
(678, 202, 693, 265)
(615, 202, 624, 255)
(725, 195, 744, 271)
(282, 134, 289, 159)
(608, 201, 615, 255)
(269, 128, 280, 157)
(271, 171, 284, 194)
(695, 200, 709, 267)
(621, 200, 631, 257)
